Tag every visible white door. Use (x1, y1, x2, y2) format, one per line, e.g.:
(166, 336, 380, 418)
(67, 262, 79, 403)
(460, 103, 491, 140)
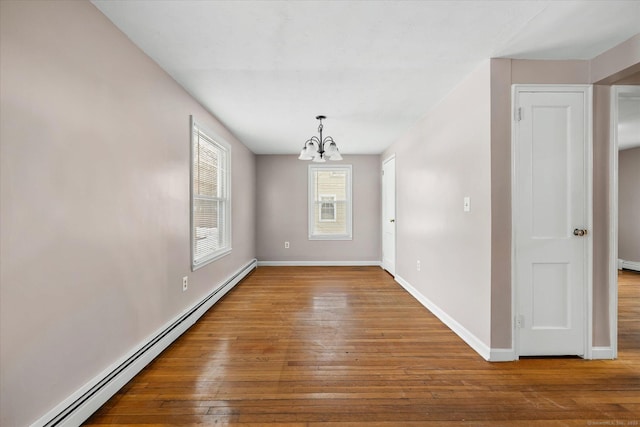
(382, 156, 396, 275)
(513, 87, 591, 357)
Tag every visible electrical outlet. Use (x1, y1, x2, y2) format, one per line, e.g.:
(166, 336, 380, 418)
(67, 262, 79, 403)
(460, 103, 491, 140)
(284, 241, 290, 249)
(182, 276, 188, 292)
(417, 260, 421, 271)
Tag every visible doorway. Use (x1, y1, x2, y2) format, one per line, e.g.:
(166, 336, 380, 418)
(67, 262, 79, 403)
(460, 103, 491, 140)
(609, 84, 640, 359)
(382, 156, 396, 275)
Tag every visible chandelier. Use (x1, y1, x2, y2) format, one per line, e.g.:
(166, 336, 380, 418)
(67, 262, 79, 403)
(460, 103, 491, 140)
(298, 115, 342, 162)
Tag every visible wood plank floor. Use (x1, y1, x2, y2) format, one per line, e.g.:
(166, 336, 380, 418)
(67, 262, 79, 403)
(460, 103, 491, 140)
(85, 267, 640, 426)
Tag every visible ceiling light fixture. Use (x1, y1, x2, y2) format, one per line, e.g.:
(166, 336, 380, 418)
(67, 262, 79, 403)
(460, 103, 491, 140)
(298, 115, 342, 162)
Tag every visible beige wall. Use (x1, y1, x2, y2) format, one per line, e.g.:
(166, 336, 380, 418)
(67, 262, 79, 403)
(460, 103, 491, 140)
(489, 58, 513, 349)
(591, 34, 640, 84)
(613, 71, 640, 85)
(0, 1, 256, 426)
(382, 60, 493, 348)
(511, 59, 590, 84)
(619, 147, 640, 262)
(592, 84, 612, 345)
(256, 155, 380, 262)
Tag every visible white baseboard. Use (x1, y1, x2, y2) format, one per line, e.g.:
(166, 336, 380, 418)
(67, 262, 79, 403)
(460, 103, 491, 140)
(619, 259, 640, 272)
(489, 348, 517, 362)
(394, 275, 492, 361)
(591, 346, 615, 360)
(257, 260, 381, 267)
(33, 259, 258, 427)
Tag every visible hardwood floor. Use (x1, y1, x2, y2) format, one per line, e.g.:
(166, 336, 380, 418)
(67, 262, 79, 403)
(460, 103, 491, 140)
(85, 267, 640, 426)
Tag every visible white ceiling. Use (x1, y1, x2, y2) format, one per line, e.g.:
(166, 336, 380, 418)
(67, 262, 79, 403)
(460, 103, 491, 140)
(92, 0, 640, 155)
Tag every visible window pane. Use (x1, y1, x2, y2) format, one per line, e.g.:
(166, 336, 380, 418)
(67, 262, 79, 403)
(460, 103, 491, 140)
(193, 198, 221, 261)
(194, 136, 220, 198)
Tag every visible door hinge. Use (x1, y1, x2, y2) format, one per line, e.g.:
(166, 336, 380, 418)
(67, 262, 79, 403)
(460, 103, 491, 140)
(515, 107, 523, 122)
(515, 315, 524, 329)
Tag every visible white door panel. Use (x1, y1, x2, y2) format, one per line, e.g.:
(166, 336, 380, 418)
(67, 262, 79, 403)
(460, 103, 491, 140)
(514, 88, 591, 357)
(382, 157, 396, 275)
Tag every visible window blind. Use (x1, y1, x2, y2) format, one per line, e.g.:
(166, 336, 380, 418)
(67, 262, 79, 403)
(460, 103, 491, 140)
(191, 120, 231, 268)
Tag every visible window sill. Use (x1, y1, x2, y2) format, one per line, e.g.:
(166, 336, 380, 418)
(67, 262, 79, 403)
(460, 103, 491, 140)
(308, 235, 353, 241)
(192, 248, 232, 271)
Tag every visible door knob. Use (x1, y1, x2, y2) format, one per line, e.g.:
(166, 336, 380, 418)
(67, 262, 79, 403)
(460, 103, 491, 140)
(390, 219, 395, 223)
(573, 228, 588, 236)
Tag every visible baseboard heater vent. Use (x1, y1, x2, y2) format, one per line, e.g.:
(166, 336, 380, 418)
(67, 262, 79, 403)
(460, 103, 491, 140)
(38, 258, 257, 427)
(619, 259, 640, 272)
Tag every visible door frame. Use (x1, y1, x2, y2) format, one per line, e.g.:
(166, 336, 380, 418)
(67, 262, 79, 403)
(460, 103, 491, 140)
(609, 85, 619, 361)
(382, 154, 396, 275)
(511, 84, 594, 359)
(608, 85, 640, 359)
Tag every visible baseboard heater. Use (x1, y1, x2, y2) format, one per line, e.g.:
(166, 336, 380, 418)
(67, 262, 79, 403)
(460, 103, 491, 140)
(37, 258, 258, 427)
(619, 259, 640, 272)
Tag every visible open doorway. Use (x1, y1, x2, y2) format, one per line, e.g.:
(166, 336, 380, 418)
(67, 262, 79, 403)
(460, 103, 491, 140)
(610, 82, 640, 358)
(615, 86, 640, 271)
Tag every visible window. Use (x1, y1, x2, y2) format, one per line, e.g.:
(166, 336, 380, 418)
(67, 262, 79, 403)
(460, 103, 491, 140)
(308, 165, 352, 240)
(191, 117, 231, 270)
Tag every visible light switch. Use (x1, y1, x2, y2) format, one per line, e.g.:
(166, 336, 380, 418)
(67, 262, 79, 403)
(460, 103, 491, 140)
(463, 197, 470, 212)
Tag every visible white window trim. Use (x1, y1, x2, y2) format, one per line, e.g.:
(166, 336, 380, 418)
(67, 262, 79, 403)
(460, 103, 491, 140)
(319, 194, 337, 222)
(190, 116, 232, 270)
(308, 164, 352, 240)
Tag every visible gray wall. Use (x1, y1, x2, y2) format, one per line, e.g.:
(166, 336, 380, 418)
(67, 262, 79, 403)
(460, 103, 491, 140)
(382, 61, 493, 348)
(256, 155, 381, 262)
(0, 2, 256, 425)
(619, 147, 640, 262)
